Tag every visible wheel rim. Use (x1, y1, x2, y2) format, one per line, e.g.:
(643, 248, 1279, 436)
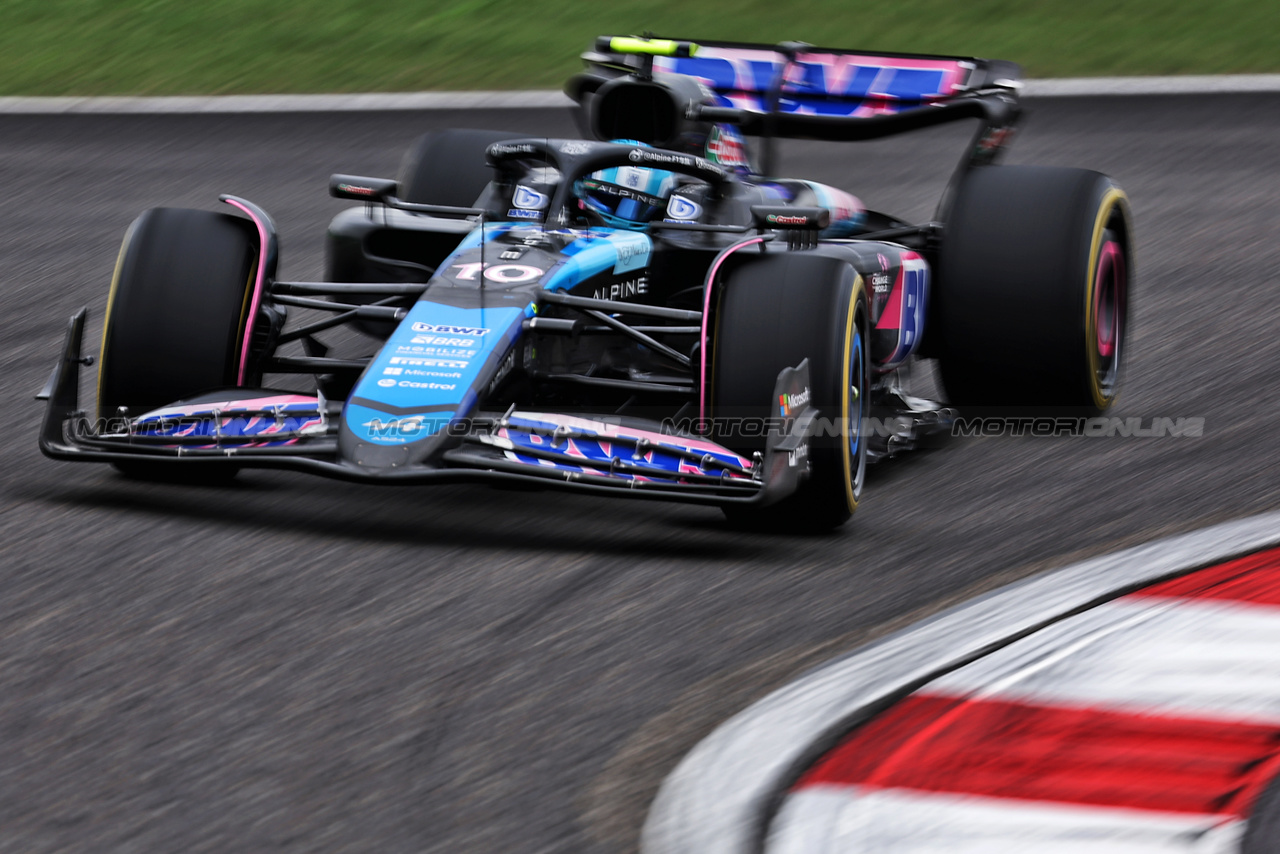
(1091, 238, 1126, 402)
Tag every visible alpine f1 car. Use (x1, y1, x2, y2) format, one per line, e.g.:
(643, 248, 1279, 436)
(39, 36, 1132, 530)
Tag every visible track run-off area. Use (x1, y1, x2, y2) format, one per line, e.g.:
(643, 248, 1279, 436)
(3, 93, 1280, 852)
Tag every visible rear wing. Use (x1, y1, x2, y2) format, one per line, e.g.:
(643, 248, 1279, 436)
(580, 37, 1022, 119)
(567, 36, 1023, 202)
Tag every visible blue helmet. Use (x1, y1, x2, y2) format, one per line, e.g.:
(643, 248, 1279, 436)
(575, 141, 679, 228)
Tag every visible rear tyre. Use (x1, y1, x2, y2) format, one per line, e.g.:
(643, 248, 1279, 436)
(712, 253, 870, 532)
(397, 128, 527, 205)
(936, 166, 1132, 413)
(98, 207, 259, 482)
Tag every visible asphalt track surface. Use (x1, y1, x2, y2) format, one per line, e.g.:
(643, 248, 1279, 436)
(3, 94, 1279, 853)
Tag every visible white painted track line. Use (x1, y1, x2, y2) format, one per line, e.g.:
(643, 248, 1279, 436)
(1, 75, 1279, 114)
(1024, 74, 1280, 97)
(0, 90, 575, 114)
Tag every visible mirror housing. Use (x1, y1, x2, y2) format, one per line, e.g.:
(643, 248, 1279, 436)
(329, 175, 397, 203)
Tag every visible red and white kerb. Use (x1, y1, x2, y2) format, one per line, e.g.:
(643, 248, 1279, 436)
(771, 549, 1280, 853)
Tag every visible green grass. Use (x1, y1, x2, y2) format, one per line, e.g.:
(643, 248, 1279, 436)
(3, 0, 1278, 96)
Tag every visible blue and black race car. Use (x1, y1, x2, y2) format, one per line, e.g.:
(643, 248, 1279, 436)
(39, 36, 1132, 530)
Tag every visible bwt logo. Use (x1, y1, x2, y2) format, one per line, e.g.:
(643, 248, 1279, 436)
(666, 195, 702, 221)
(411, 322, 489, 337)
(513, 185, 549, 210)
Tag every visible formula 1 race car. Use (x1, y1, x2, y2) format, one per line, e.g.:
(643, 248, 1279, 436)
(39, 36, 1132, 530)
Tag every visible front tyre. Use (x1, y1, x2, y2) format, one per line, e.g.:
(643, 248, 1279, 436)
(97, 207, 259, 481)
(712, 253, 870, 531)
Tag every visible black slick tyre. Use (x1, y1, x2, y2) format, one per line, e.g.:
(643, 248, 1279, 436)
(97, 207, 259, 481)
(711, 253, 870, 532)
(397, 128, 527, 205)
(936, 166, 1133, 413)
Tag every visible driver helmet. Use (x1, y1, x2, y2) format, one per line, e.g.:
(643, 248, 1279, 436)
(575, 140, 679, 228)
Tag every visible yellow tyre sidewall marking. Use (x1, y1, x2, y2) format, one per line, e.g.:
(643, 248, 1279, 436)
(841, 275, 866, 513)
(97, 218, 139, 420)
(235, 254, 260, 358)
(1084, 187, 1131, 410)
